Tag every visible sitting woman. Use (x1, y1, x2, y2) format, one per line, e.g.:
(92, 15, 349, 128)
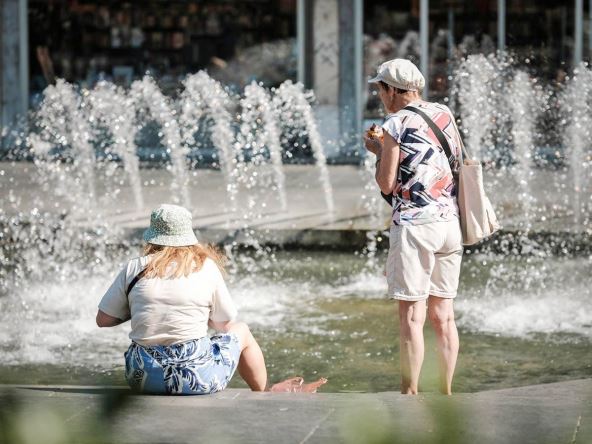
(97, 204, 326, 394)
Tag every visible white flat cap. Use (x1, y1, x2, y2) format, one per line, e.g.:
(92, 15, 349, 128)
(368, 58, 425, 92)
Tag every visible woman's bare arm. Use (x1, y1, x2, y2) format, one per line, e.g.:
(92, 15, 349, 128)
(208, 319, 234, 332)
(96, 310, 127, 328)
(375, 131, 400, 195)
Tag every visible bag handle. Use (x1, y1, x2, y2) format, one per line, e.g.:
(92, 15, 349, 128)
(455, 125, 472, 161)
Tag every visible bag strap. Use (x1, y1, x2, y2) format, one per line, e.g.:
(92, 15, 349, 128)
(404, 105, 457, 171)
(378, 105, 467, 207)
(126, 267, 148, 297)
(380, 191, 393, 206)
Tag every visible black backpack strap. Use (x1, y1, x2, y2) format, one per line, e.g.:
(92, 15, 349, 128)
(126, 267, 148, 297)
(404, 105, 457, 172)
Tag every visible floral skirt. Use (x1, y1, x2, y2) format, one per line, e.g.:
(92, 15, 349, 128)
(124, 334, 241, 395)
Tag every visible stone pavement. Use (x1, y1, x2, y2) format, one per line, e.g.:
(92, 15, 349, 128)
(1, 379, 591, 444)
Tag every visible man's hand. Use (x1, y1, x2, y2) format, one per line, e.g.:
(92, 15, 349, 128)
(363, 135, 383, 156)
(364, 124, 384, 156)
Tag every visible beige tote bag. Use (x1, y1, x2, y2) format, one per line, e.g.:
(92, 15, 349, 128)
(457, 158, 501, 245)
(405, 106, 501, 245)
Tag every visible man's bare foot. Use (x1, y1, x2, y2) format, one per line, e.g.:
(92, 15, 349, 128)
(269, 377, 327, 393)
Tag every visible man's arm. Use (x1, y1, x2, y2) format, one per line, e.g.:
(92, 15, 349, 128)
(96, 310, 127, 328)
(375, 131, 400, 195)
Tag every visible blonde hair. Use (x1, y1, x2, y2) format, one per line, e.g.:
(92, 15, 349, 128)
(143, 243, 226, 279)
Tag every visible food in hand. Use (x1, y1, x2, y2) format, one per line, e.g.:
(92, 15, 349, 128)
(366, 124, 384, 141)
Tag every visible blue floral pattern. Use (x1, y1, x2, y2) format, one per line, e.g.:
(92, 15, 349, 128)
(124, 334, 241, 395)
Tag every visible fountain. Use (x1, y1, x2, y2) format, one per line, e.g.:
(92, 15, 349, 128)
(0, 57, 591, 393)
(238, 82, 288, 212)
(454, 54, 498, 163)
(88, 81, 144, 210)
(129, 76, 191, 208)
(180, 72, 239, 211)
(20, 71, 334, 220)
(273, 81, 335, 214)
(34, 80, 97, 213)
(563, 63, 592, 226)
(508, 71, 538, 231)
(451, 55, 592, 233)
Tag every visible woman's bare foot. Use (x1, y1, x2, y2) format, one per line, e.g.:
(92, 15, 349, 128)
(300, 378, 328, 393)
(269, 377, 327, 393)
(269, 377, 304, 392)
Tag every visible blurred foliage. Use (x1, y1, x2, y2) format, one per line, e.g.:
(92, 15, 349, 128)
(339, 396, 471, 444)
(0, 388, 132, 444)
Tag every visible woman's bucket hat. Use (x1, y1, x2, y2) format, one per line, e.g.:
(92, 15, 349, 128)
(143, 204, 198, 247)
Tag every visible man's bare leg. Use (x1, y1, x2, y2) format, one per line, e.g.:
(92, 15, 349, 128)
(427, 297, 459, 395)
(398, 299, 427, 394)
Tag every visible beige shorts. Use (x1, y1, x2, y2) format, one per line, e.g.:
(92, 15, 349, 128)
(386, 219, 463, 301)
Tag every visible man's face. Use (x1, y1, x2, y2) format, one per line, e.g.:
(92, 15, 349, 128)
(377, 84, 395, 110)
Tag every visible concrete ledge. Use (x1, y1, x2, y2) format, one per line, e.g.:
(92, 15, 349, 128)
(1, 379, 591, 443)
(119, 227, 592, 255)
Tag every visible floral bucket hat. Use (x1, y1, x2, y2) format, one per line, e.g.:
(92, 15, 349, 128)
(143, 204, 198, 247)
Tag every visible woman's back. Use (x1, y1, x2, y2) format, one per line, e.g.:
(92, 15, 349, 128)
(99, 256, 236, 347)
(97, 204, 278, 395)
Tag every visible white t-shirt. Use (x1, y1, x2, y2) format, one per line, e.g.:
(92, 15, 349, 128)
(99, 256, 237, 346)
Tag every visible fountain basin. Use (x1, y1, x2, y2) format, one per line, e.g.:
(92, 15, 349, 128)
(0, 249, 590, 393)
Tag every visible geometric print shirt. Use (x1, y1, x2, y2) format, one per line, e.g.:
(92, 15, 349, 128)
(381, 100, 463, 226)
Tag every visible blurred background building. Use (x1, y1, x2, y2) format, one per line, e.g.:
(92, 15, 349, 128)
(1, 0, 590, 155)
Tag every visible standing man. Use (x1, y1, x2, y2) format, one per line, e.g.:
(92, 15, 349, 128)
(364, 59, 464, 395)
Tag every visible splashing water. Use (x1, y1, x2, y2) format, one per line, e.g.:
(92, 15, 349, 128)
(181, 72, 239, 211)
(274, 81, 335, 214)
(35, 80, 97, 214)
(457, 254, 592, 340)
(452, 55, 592, 230)
(563, 63, 592, 226)
(236, 82, 288, 215)
(508, 71, 538, 230)
(21, 72, 336, 223)
(88, 81, 144, 210)
(455, 54, 497, 162)
(359, 142, 386, 269)
(130, 76, 191, 207)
